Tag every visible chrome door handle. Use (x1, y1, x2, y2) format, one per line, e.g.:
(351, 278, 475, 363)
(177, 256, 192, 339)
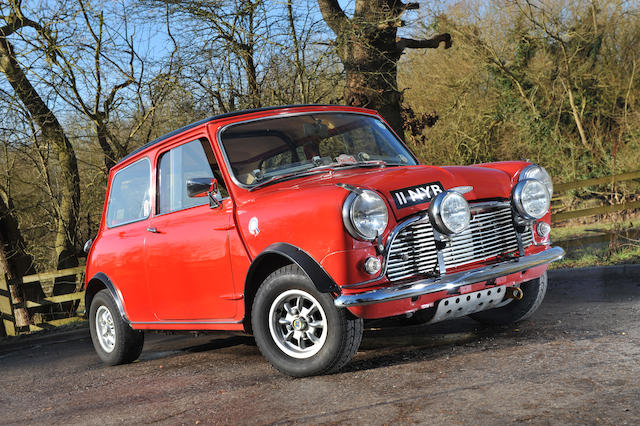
(146, 227, 159, 233)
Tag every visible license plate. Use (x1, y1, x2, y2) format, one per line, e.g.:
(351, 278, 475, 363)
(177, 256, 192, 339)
(391, 181, 444, 209)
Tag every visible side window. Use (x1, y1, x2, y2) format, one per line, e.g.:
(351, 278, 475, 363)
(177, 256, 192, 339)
(157, 138, 228, 215)
(106, 159, 151, 228)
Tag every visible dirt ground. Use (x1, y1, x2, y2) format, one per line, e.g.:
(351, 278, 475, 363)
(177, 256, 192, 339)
(1, 267, 639, 425)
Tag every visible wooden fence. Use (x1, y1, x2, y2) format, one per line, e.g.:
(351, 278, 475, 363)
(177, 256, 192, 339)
(0, 266, 85, 337)
(551, 170, 640, 222)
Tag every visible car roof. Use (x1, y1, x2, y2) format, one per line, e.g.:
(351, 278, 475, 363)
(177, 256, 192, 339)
(114, 104, 345, 167)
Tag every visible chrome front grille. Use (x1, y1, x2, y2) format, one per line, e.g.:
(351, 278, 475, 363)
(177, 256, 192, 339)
(386, 206, 533, 281)
(442, 207, 531, 269)
(386, 220, 438, 281)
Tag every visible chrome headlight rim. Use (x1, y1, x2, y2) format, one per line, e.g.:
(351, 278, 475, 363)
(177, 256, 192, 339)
(342, 189, 389, 241)
(428, 190, 471, 235)
(512, 178, 551, 221)
(520, 164, 553, 198)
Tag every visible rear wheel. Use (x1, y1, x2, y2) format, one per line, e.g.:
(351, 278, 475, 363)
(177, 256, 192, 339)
(252, 265, 363, 377)
(469, 272, 548, 325)
(89, 289, 144, 365)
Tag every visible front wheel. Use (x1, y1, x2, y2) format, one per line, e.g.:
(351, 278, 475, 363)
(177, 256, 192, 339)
(89, 289, 144, 365)
(252, 265, 363, 377)
(469, 272, 548, 325)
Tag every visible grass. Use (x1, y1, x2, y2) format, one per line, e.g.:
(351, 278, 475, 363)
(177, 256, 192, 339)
(551, 244, 640, 269)
(551, 216, 640, 269)
(551, 217, 639, 240)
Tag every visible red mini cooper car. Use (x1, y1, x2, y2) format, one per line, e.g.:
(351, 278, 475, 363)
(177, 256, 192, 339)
(84, 104, 564, 376)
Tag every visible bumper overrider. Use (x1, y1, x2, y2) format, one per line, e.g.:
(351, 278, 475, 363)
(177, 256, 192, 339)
(334, 246, 564, 308)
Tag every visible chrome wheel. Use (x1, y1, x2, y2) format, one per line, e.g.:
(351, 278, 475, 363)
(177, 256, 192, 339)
(95, 305, 116, 353)
(268, 289, 328, 359)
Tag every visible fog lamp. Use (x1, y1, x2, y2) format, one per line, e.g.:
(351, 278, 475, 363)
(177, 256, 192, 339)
(428, 191, 471, 235)
(512, 179, 550, 221)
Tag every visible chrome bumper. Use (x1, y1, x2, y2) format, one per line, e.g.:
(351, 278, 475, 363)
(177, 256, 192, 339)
(334, 246, 565, 308)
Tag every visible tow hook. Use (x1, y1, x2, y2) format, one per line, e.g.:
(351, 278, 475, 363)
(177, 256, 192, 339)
(505, 286, 524, 300)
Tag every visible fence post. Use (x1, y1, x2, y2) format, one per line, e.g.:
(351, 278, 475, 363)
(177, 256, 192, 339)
(0, 274, 16, 336)
(7, 275, 30, 332)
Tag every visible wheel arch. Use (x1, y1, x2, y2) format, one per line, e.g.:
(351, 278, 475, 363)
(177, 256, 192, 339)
(243, 243, 339, 332)
(85, 272, 130, 324)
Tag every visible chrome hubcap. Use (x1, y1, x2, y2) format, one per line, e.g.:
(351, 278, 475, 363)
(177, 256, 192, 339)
(95, 305, 116, 353)
(268, 289, 328, 359)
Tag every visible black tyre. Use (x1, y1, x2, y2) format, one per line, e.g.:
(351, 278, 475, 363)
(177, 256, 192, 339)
(89, 289, 144, 365)
(252, 265, 363, 377)
(469, 272, 548, 325)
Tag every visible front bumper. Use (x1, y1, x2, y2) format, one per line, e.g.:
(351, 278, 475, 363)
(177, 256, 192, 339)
(334, 246, 564, 308)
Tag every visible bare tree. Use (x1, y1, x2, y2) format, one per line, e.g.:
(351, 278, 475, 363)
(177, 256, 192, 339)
(0, 2, 80, 269)
(35, 0, 180, 171)
(157, 0, 267, 111)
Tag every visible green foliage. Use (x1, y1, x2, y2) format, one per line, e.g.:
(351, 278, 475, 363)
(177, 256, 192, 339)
(400, 0, 640, 189)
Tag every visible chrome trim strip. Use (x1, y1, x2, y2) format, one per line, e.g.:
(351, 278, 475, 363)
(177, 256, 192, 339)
(131, 320, 243, 325)
(450, 185, 473, 194)
(469, 201, 510, 211)
(334, 246, 564, 307)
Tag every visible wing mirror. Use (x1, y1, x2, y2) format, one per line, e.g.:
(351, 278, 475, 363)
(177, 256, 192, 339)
(187, 177, 222, 208)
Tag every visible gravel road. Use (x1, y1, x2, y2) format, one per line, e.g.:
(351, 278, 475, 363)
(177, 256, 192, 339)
(1, 267, 639, 425)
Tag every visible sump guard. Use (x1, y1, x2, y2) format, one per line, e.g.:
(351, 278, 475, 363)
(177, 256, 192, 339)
(426, 285, 511, 324)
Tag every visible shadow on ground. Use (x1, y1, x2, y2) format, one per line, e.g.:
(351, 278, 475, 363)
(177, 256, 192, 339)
(131, 270, 640, 374)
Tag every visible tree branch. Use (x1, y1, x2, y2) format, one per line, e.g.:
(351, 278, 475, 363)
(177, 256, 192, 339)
(390, 1, 419, 16)
(316, 0, 350, 35)
(396, 33, 452, 52)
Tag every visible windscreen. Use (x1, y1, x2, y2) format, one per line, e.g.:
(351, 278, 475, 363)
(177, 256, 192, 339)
(219, 113, 418, 185)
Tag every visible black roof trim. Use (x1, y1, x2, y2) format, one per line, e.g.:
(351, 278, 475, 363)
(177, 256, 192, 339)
(114, 104, 337, 167)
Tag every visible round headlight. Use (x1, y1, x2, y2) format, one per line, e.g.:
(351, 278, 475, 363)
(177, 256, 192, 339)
(513, 179, 550, 220)
(342, 189, 389, 240)
(520, 164, 553, 198)
(429, 191, 471, 235)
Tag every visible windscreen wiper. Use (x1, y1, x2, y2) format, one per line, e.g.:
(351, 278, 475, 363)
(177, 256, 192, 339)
(248, 161, 404, 191)
(317, 160, 405, 170)
(248, 169, 329, 191)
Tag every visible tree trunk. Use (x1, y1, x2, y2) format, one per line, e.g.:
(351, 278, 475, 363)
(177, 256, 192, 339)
(340, 32, 405, 139)
(96, 121, 118, 171)
(0, 193, 43, 328)
(240, 44, 261, 108)
(317, 0, 451, 141)
(0, 36, 80, 271)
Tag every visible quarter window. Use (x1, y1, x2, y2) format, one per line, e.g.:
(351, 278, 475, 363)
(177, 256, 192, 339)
(157, 139, 227, 214)
(106, 159, 151, 228)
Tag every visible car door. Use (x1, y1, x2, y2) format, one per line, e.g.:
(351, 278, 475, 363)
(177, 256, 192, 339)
(145, 137, 237, 321)
(99, 157, 155, 322)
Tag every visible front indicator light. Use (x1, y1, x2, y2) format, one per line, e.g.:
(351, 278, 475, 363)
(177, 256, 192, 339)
(537, 222, 551, 238)
(364, 256, 382, 275)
